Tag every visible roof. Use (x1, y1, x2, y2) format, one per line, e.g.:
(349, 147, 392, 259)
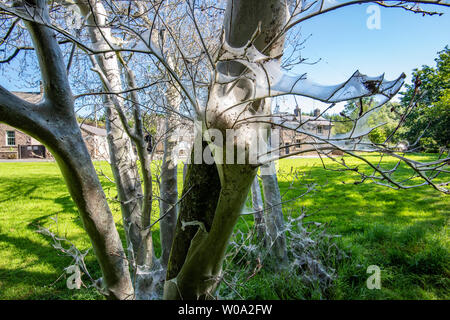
(12, 91, 42, 104)
(79, 123, 107, 137)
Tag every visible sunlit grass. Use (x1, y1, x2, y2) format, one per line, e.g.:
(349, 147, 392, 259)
(0, 154, 448, 299)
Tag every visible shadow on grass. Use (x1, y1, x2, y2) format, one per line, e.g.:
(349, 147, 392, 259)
(273, 158, 449, 299)
(0, 267, 102, 300)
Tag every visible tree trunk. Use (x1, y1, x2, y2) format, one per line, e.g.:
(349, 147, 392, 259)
(52, 123, 135, 299)
(165, 141, 221, 284)
(251, 176, 266, 242)
(164, 162, 256, 299)
(159, 115, 179, 268)
(105, 100, 144, 263)
(163, 0, 288, 299)
(76, 0, 147, 266)
(159, 54, 182, 268)
(261, 162, 288, 266)
(0, 1, 134, 299)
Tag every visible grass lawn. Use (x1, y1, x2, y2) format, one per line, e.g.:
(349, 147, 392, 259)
(0, 155, 448, 300)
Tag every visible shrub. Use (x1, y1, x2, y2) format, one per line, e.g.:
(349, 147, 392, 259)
(420, 137, 439, 153)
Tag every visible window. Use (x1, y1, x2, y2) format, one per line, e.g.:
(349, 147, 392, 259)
(317, 126, 323, 134)
(6, 131, 15, 146)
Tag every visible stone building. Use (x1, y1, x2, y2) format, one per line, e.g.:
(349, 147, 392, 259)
(272, 107, 334, 156)
(0, 92, 46, 159)
(0, 91, 109, 160)
(0, 123, 46, 159)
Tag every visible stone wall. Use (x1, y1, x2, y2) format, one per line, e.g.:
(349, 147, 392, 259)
(0, 124, 33, 159)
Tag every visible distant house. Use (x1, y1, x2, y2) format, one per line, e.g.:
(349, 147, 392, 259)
(151, 107, 336, 160)
(272, 107, 335, 156)
(0, 92, 47, 159)
(0, 122, 47, 159)
(0, 91, 109, 160)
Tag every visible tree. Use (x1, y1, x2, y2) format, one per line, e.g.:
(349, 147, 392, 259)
(400, 46, 450, 151)
(330, 98, 403, 145)
(0, 0, 448, 301)
(74, 0, 153, 272)
(0, 0, 133, 299)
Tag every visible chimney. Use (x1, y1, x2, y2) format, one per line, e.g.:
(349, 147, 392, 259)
(313, 108, 320, 117)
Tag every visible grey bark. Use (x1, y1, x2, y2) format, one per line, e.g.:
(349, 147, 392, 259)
(0, 0, 133, 299)
(76, 0, 149, 266)
(121, 64, 155, 268)
(159, 84, 180, 268)
(261, 162, 288, 266)
(163, 0, 288, 299)
(159, 121, 179, 268)
(105, 100, 144, 263)
(251, 176, 266, 242)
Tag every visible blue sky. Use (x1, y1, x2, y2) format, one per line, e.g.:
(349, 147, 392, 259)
(1, 3, 449, 115)
(277, 3, 450, 113)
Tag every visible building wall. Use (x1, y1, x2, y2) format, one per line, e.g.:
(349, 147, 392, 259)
(0, 124, 41, 159)
(278, 125, 333, 156)
(1, 123, 108, 160)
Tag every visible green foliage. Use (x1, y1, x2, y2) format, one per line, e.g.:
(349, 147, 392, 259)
(400, 46, 450, 150)
(328, 98, 403, 145)
(76, 116, 106, 128)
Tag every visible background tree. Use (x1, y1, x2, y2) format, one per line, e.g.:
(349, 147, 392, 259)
(400, 46, 449, 152)
(329, 98, 403, 145)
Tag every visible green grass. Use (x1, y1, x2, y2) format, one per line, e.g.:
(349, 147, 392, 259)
(0, 155, 448, 299)
(234, 154, 449, 300)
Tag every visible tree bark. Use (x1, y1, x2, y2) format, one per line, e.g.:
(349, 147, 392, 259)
(164, 162, 256, 299)
(165, 141, 221, 283)
(159, 82, 181, 268)
(52, 126, 135, 299)
(261, 162, 288, 266)
(251, 176, 266, 242)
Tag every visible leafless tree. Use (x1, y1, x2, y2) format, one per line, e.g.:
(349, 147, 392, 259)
(0, 0, 448, 300)
(0, 0, 134, 299)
